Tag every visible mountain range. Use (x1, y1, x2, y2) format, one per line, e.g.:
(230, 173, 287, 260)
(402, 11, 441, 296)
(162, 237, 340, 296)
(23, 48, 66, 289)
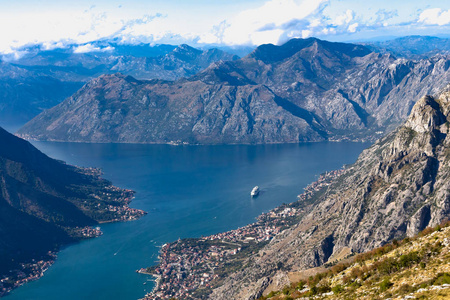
(2, 36, 450, 299)
(363, 35, 450, 59)
(0, 44, 237, 125)
(18, 37, 450, 144)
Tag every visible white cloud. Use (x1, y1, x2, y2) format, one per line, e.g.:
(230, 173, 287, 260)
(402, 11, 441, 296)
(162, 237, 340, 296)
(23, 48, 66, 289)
(73, 44, 114, 53)
(302, 30, 312, 38)
(0, 0, 449, 55)
(206, 0, 329, 45)
(0, 8, 124, 53)
(333, 9, 354, 26)
(348, 23, 359, 33)
(418, 8, 450, 26)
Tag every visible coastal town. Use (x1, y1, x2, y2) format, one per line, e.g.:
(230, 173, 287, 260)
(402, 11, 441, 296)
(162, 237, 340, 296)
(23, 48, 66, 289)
(141, 168, 347, 300)
(0, 252, 57, 297)
(78, 167, 147, 222)
(0, 167, 146, 297)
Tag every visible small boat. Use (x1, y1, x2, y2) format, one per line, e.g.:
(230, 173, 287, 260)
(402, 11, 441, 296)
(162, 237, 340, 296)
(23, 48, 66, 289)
(251, 186, 259, 197)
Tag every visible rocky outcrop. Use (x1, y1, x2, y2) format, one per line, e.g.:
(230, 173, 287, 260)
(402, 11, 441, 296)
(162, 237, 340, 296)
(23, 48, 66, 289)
(18, 38, 450, 144)
(209, 86, 450, 299)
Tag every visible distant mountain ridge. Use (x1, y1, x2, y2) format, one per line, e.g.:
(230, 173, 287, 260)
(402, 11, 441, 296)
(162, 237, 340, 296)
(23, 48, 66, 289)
(363, 35, 450, 59)
(0, 44, 238, 125)
(18, 37, 450, 144)
(14, 43, 239, 82)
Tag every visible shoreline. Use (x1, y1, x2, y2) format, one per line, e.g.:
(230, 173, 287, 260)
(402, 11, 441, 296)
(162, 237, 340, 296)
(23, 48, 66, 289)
(136, 269, 161, 296)
(19, 135, 375, 145)
(141, 168, 347, 299)
(0, 252, 57, 297)
(0, 178, 146, 298)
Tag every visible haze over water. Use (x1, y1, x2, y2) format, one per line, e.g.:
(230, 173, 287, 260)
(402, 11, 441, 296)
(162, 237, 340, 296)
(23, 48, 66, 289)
(6, 141, 369, 300)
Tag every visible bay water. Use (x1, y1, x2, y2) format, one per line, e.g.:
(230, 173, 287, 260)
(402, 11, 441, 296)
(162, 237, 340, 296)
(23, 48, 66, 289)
(5, 141, 369, 300)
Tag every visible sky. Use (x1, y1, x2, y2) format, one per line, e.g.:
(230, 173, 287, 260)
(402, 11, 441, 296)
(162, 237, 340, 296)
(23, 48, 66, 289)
(0, 0, 450, 55)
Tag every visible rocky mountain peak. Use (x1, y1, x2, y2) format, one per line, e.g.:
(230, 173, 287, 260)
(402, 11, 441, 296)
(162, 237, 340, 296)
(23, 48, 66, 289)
(247, 37, 319, 63)
(404, 94, 448, 134)
(247, 37, 372, 64)
(191, 60, 254, 85)
(169, 44, 202, 61)
(173, 44, 200, 53)
(86, 73, 141, 88)
(88, 72, 143, 90)
(381, 89, 450, 165)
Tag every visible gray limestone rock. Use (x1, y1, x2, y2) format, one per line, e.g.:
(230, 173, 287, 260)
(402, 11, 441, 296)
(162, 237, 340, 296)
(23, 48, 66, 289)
(209, 86, 450, 299)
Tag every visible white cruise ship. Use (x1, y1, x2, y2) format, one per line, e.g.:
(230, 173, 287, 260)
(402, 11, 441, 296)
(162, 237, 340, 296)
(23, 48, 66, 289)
(251, 186, 259, 196)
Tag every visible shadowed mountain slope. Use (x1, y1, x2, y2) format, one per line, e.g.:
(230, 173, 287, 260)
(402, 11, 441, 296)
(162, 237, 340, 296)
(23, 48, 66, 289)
(0, 127, 144, 291)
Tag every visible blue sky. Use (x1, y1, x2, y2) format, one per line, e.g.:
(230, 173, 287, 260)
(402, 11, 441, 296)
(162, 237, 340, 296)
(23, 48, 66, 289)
(1, 0, 449, 55)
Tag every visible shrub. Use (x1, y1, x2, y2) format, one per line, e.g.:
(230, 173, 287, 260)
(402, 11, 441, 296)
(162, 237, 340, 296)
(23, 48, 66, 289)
(349, 280, 362, 289)
(308, 286, 318, 296)
(290, 290, 302, 298)
(398, 251, 420, 268)
(432, 273, 450, 285)
(419, 227, 434, 237)
(332, 284, 344, 294)
(379, 278, 393, 292)
(376, 257, 398, 275)
(350, 267, 364, 279)
(331, 263, 348, 274)
(317, 282, 331, 294)
(397, 283, 414, 294)
(267, 291, 276, 298)
(296, 280, 305, 290)
(392, 239, 399, 247)
(342, 275, 352, 285)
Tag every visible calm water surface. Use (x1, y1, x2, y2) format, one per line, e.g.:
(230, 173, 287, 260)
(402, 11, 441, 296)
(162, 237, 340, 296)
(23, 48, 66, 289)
(6, 142, 369, 300)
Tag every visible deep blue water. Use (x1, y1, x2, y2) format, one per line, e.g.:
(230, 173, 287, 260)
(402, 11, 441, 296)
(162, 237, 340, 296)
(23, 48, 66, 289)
(5, 141, 369, 300)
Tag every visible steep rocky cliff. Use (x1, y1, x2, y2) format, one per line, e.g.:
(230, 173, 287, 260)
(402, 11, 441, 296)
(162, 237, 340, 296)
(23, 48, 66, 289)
(18, 38, 450, 144)
(209, 86, 450, 299)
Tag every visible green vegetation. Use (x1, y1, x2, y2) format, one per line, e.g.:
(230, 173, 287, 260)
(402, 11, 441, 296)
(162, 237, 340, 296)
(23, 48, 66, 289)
(258, 221, 450, 300)
(379, 278, 393, 292)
